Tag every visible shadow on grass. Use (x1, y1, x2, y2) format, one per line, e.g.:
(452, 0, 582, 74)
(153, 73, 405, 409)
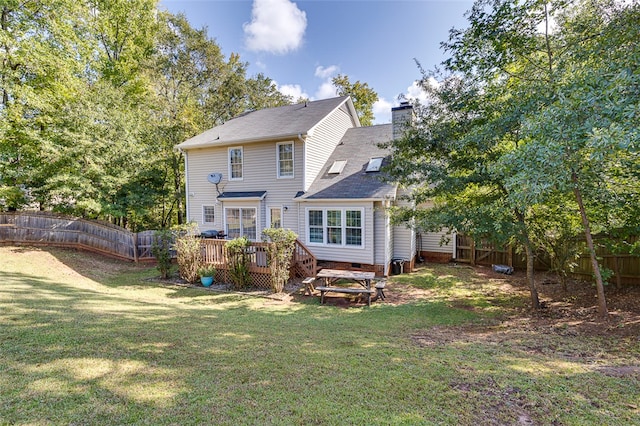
(2, 248, 639, 425)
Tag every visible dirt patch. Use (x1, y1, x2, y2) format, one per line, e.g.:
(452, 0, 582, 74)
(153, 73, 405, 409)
(452, 265, 640, 338)
(595, 366, 640, 378)
(293, 264, 640, 336)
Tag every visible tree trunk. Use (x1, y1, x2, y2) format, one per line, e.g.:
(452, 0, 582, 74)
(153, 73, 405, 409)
(572, 172, 608, 318)
(524, 240, 540, 310)
(515, 210, 539, 310)
(173, 152, 184, 225)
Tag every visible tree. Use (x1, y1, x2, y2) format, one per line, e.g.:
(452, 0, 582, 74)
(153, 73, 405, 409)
(1, 3, 291, 229)
(384, 70, 543, 309)
(0, 0, 90, 211)
(386, 0, 639, 316)
(147, 12, 292, 227)
(332, 74, 378, 126)
(502, 0, 640, 316)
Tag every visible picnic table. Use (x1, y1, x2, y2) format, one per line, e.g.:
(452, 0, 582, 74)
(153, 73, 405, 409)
(314, 269, 376, 306)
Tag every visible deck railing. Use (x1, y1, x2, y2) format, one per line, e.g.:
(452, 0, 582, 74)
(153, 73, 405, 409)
(291, 239, 317, 278)
(200, 238, 317, 289)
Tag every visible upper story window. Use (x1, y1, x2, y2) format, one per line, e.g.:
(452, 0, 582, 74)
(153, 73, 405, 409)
(277, 142, 294, 178)
(229, 147, 243, 180)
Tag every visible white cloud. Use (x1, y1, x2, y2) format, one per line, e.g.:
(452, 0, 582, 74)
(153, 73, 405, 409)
(312, 64, 340, 99)
(244, 0, 307, 54)
(314, 65, 339, 80)
(314, 81, 337, 100)
(405, 80, 430, 104)
(277, 83, 309, 101)
(373, 98, 393, 124)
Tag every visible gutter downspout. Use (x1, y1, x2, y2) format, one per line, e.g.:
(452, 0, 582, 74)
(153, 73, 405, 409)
(298, 133, 306, 236)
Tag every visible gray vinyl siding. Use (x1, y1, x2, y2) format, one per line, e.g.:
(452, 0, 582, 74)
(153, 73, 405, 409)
(304, 107, 354, 191)
(373, 201, 388, 265)
(415, 200, 454, 255)
(185, 139, 305, 236)
(392, 187, 415, 261)
(297, 200, 375, 265)
(393, 224, 415, 261)
(420, 230, 454, 254)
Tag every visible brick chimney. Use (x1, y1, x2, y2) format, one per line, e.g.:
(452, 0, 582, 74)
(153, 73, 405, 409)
(391, 101, 414, 140)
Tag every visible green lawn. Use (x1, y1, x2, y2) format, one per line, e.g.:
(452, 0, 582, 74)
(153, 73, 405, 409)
(1, 247, 638, 425)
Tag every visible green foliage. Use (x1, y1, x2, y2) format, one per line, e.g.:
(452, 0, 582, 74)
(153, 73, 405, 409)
(174, 223, 202, 283)
(386, 0, 639, 316)
(262, 228, 298, 293)
(197, 264, 216, 278)
(0, 3, 291, 228)
(529, 202, 583, 290)
(151, 229, 174, 279)
(332, 74, 378, 126)
(225, 237, 252, 289)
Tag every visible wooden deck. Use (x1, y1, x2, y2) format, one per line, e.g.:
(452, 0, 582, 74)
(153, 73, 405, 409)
(200, 238, 317, 289)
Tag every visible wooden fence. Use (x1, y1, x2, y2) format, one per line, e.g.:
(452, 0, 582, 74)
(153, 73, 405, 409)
(455, 234, 640, 284)
(0, 211, 155, 262)
(0, 211, 317, 289)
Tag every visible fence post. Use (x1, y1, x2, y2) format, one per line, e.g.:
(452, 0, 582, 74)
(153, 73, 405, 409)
(133, 232, 139, 263)
(470, 239, 476, 266)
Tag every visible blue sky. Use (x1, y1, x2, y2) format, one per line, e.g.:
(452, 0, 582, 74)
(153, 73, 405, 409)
(159, 0, 474, 124)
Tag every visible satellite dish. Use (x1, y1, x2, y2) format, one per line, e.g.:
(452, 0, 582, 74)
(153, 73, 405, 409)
(207, 173, 222, 184)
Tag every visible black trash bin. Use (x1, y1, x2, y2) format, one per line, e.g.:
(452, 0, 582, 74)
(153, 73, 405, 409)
(391, 258, 406, 275)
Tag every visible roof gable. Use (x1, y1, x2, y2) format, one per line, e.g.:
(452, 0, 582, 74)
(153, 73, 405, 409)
(301, 124, 397, 200)
(177, 96, 357, 150)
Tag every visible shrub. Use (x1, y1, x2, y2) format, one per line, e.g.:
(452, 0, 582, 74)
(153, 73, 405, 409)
(197, 264, 217, 277)
(174, 223, 202, 283)
(151, 229, 173, 279)
(226, 237, 252, 289)
(262, 228, 298, 293)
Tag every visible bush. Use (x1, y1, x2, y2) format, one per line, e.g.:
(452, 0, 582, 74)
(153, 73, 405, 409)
(262, 228, 298, 293)
(197, 264, 216, 277)
(174, 223, 202, 284)
(226, 237, 252, 289)
(151, 229, 173, 279)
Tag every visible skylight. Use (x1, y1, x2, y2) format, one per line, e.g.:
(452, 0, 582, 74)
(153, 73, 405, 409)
(365, 157, 384, 172)
(328, 160, 347, 174)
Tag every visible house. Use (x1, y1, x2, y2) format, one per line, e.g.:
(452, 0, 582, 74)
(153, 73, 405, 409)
(176, 96, 454, 276)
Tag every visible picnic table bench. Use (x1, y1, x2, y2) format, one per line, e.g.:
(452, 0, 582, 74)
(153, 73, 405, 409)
(314, 269, 377, 307)
(315, 286, 375, 305)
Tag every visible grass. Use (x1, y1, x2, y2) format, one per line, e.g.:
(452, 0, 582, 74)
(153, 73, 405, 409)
(1, 246, 639, 425)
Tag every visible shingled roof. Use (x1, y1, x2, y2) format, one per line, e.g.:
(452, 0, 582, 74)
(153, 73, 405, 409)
(301, 124, 397, 200)
(177, 96, 357, 150)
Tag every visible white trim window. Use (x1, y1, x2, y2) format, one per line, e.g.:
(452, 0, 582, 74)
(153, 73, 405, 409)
(268, 207, 282, 229)
(229, 147, 243, 180)
(225, 207, 257, 240)
(203, 205, 215, 224)
(306, 208, 364, 248)
(308, 210, 324, 244)
(277, 142, 294, 178)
